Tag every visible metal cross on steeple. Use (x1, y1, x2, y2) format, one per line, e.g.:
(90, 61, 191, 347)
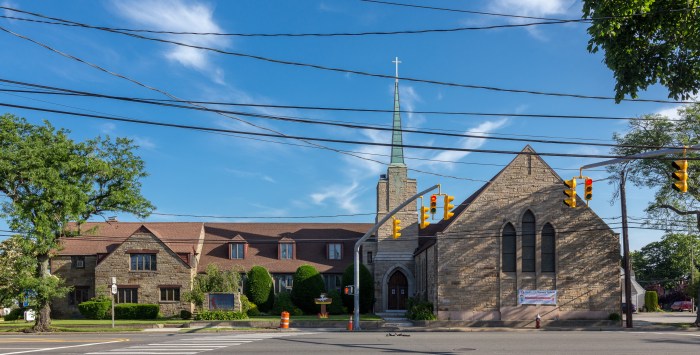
(392, 57, 401, 79)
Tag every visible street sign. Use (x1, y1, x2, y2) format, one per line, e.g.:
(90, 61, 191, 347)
(111, 284, 117, 295)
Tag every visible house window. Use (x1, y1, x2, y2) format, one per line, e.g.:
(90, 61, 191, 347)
(71, 256, 85, 269)
(367, 251, 373, 264)
(328, 243, 342, 260)
(230, 243, 245, 259)
(274, 274, 293, 293)
(502, 223, 516, 272)
(541, 223, 556, 272)
(117, 288, 138, 303)
(130, 254, 157, 271)
(323, 274, 343, 293)
(280, 243, 293, 260)
(522, 210, 536, 272)
(68, 286, 90, 305)
(160, 287, 180, 302)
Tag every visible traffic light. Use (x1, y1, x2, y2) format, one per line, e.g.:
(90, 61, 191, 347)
(392, 218, 401, 239)
(343, 285, 354, 295)
(672, 159, 688, 193)
(584, 178, 593, 201)
(429, 195, 437, 216)
(443, 195, 455, 220)
(563, 178, 576, 208)
(419, 206, 430, 229)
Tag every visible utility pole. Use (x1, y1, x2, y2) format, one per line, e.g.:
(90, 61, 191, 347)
(579, 144, 699, 329)
(655, 204, 700, 327)
(352, 184, 440, 330)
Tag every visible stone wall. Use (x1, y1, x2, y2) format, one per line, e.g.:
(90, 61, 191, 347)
(51, 255, 97, 318)
(94, 232, 194, 316)
(435, 149, 619, 320)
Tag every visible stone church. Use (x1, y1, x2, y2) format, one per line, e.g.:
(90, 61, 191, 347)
(51, 65, 619, 321)
(362, 72, 620, 321)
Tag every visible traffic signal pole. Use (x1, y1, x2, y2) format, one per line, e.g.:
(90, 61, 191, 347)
(579, 144, 700, 328)
(353, 184, 440, 330)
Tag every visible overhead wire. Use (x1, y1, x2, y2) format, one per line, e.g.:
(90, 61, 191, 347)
(0, 7, 696, 104)
(4, 101, 700, 161)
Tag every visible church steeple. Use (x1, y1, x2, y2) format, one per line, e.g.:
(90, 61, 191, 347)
(390, 57, 405, 167)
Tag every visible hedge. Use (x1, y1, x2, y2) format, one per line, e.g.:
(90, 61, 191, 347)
(194, 310, 248, 320)
(645, 291, 659, 312)
(341, 263, 375, 313)
(271, 291, 303, 316)
(114, 303, 159, 319)
(78, 301, 111, 320)
(405, 298, 436, 320)
(291, 265, 326, 314)
(245, 266, 274, 312)
(3, 308, 24, 321)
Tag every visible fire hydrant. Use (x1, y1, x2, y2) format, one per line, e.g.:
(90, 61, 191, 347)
(535, 314, 541, 329)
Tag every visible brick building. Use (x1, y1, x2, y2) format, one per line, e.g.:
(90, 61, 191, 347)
(51, 68, 620, 320)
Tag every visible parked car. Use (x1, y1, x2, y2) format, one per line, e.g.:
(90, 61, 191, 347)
(670, 301, 693, 312)
(621, 302, 637, 313)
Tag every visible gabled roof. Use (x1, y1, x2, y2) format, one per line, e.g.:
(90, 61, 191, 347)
(58, 222, 203, 255)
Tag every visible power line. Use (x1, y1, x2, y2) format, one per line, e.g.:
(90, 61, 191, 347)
(0, 80, 673, 150)
(4, 101, 699, 161)
(0, 11, 695, 104)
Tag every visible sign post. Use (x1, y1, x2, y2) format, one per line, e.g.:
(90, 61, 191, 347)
(111, 277, 117, 329)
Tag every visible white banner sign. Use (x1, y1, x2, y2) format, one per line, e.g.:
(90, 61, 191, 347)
(518, 289, 557, 305)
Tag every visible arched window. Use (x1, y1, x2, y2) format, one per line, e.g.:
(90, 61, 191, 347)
(522, 211, 536, 272)
(541, 223, 555, 272)
(502, 223, 516, 272)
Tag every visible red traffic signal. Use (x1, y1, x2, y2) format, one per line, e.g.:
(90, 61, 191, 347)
(584, 178, 593, 201)
(429, 195, 437, 215)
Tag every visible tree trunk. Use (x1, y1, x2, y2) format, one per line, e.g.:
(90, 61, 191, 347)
(32, 254, 52, 332)
(695, 287, 700, 327)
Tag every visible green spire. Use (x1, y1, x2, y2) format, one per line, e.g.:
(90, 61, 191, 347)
(390, 58, 405, 167)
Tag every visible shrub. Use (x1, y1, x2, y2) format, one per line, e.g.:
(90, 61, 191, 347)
(180, 310, 192, 320)
(291, 265, 326, 314)
(341, 263, 375, 313)
(114, 303, 159, 319)
(3, 308, 23, 321)
(608, 312, 621, 321)
(645, 291, 660, 312)
(405, 298, 437, 320)
(240, 294, 260, 317)
(326, 290, 345, 315)
(245, 266, 274, 312)
(272, 291, 303, 316)
(78, 300, 111, 320)
(194, 310, 248, 320)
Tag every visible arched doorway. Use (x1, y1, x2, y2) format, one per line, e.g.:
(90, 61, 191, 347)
(387, 270, 408, 310)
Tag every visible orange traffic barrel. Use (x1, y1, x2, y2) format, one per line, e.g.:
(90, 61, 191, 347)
(280, 311, 290, 329)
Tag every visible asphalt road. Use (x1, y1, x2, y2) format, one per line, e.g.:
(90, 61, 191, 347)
(0, 330, 699, 355)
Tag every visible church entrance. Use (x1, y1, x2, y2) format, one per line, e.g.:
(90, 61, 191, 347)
(387, 270, 408, 310)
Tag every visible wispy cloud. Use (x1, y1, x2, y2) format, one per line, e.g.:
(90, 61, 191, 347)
(486, 0, 578, 39)
(310, 181, 363, 213)
(398, 85, 425, 127)
(225, 168, 277, 184)
(2, 1, 18, 17)
(655, 106, 684, 120)
(110, 0, 229, 82)
(425, 119, 509, 170)
(131, 136, 157, 150)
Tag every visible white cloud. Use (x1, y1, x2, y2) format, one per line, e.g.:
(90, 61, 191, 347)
(486, 0, 578, 38)
(224, 168, 277, 184)
(131, 136, 156, 150)
(427, 119, 509, 170)
(100, 122, 116, 134)
(310, 181, 362, 213)
(342, 129, 390, 178)
(2, 1, 18, 17)
(655, 106, 684, 120)
(398, 85, 425, 127)
(110, 0, 229, 82)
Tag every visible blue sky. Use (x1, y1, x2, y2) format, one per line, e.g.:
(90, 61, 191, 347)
(0, 0, 690, 251)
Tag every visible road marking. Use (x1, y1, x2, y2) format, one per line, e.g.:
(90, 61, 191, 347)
(0, 340, 125, 355)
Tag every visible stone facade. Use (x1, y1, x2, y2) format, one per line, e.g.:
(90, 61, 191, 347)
(50, 255, 97, 318)
(414, 147, 620, 320)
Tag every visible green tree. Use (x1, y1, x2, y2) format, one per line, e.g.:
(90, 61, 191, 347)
(0, 114, 154, 332)
(341, 263, 375, 313)
(244, 266, 274, 312)
(583, 0, 700, 102)
(290, 265, 325, 314)
(183, 264, 242, 310)
(0, 235, 37, 307)
(631, 233, 700, 289)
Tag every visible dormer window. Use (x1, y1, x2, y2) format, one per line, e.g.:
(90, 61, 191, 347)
(280, 243, 294, 260)
(230, 243, 246, 259)
(327, 243, 342, 260)
(71, 256, 85, 269)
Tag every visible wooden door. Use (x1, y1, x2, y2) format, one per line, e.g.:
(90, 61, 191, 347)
(387, 270, 408, 310)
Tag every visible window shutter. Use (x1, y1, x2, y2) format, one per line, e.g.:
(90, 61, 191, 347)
(326, 243, 329, 259)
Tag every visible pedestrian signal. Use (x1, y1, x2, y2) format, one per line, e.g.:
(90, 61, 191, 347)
(672, 159, 688, 193)
(343, 285, 354, 295)
(563, 178, 576, 208)
(429, 195, 437, 216)
(584, 178, 593, 201)
(420, 206, 430, 229)
(392, 218, 401, 239)
(443, 195, 455, 220)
